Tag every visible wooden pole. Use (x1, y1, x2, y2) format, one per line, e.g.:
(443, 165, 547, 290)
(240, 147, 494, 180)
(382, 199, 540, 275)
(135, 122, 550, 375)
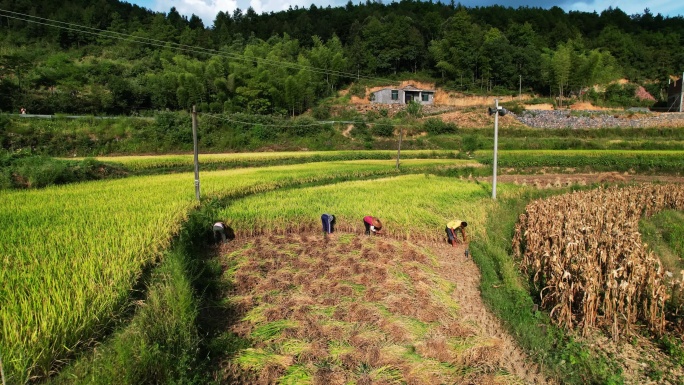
(192, 105, 200, 201)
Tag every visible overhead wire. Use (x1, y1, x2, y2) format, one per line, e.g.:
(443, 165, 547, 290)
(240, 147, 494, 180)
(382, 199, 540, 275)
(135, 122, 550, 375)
(202, 112, 402, 128)
(0, 8, 399, 84)
(0, 8, 459, 129)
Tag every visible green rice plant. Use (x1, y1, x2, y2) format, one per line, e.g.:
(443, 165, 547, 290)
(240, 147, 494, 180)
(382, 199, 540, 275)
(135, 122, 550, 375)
(252, 321, 298, 342)
(475, 150, 684, 174)
(279, 364, 312, 385)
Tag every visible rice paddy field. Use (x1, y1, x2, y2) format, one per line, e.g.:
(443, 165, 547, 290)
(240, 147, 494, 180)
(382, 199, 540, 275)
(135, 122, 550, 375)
(3, 149, 684, 384)
(0, 159, 469, 382)
(475, 149, 684, 174)
(82, 150, 460, 172)
(217, 174, 523, 241)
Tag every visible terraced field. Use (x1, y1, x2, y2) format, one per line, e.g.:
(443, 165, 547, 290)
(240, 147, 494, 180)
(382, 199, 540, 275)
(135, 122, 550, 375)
(0, 159, 467, 382)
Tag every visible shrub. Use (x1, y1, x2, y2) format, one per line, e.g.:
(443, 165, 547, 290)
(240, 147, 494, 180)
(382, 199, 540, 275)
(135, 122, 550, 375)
(286, 117, 318, 137)
(252, 124, 277, 141)
(461, 134, 481, 153)
(365, 110, 380, 122)
(423, 118, 457, 135)
(406, 101, 423, 117)
(14, 156, 70, 188)
(501, 101, 524, 115)
(312, 105, 331, 120)
(349, 83, 366, 98)
(350, 122, 369, 138)
(371, 120, 395, 137)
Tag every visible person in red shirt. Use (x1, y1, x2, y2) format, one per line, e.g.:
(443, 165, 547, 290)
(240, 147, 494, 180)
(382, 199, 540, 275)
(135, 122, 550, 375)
(363, 216, 382, 235)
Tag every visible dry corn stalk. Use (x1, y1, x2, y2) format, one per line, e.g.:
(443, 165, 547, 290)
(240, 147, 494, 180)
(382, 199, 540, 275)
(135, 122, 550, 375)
(513, 184, 684, 339)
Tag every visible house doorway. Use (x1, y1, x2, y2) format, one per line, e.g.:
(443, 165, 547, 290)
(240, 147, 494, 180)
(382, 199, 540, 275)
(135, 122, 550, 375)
(404, 91, 419, 103)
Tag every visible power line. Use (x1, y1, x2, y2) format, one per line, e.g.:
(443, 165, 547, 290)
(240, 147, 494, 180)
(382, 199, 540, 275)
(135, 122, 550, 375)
(203, 113, 360, 127)
(0, 8, 399, 84)
(202, 113, 403, 128)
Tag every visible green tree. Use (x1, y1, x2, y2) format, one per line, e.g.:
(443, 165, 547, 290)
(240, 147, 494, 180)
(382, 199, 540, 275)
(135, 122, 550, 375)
(541, 42, 572, 107)
(428, 10, 483, 88)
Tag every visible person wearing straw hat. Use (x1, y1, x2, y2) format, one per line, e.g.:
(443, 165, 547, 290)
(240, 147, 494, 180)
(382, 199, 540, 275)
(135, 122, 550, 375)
(363, 216, 382, 235)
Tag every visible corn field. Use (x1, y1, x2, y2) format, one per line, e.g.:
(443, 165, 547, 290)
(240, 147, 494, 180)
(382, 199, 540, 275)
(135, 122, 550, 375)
(512, 183, 684, 339)
(0, 159, 463, 383)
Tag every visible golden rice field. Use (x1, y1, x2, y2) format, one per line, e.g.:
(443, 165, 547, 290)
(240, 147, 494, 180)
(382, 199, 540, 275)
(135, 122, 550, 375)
(217, 174, 524, 242)
(82, 150, 459, 171)
(0, 159, 466, 382)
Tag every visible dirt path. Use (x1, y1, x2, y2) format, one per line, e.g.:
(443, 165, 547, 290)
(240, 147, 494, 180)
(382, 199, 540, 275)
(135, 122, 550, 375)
(420, 241, 554, 385)
(478, 172, 684, 187)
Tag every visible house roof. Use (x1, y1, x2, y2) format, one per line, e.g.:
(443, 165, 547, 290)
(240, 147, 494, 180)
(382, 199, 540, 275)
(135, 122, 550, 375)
(373, 85, 435, 93)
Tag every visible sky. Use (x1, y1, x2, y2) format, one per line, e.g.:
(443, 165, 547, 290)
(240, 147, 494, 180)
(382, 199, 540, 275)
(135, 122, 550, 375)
(126, 0, 684, 27)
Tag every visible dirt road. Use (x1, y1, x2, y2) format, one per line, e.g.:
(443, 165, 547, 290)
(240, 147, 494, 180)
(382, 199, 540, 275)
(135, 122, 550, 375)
(422, 241, 553, 385)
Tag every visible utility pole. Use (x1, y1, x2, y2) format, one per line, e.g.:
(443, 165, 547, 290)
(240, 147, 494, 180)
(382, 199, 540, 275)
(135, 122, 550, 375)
(519, 75, 522, 99)
(396, 126, 403, 170)
(492, 99, 499, 199)
(486, 99, 506, 200)
(192, 105, 200, 201)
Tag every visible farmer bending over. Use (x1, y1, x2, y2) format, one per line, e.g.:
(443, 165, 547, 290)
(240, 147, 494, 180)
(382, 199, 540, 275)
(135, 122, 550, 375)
(446, 220, 467, 246)
(213, 221, 228, 244)
(363, 216, 382, 235)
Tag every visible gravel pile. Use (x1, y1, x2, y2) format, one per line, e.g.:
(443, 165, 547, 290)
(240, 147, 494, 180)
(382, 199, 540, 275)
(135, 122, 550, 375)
(516, 110, 684, 129)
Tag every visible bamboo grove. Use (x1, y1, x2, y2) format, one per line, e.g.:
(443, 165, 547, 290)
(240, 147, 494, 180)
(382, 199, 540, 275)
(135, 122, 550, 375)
(512, 183, 684, 339)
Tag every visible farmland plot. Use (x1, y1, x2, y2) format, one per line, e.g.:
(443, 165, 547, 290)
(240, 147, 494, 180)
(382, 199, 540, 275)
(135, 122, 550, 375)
(89, 150, 459, 172)
(214, 235, 522, 384)
(0, 159, 465, 382)
(512, 184, 684, 338)
(217, 174, 524, 242)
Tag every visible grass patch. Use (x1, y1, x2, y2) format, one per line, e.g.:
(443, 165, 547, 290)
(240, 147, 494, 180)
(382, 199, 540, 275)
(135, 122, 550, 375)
(640, 210, 684, 274)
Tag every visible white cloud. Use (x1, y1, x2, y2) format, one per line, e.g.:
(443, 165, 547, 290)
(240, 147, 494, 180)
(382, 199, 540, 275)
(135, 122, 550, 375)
(563, 0, 684, 16)
(144, 0, 684, 27)
(152, 0, 237, 25)
(249, 0, 264, 14)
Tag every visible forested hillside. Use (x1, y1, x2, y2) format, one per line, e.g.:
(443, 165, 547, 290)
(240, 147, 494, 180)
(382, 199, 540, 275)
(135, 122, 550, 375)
(0, 0, 682, 115)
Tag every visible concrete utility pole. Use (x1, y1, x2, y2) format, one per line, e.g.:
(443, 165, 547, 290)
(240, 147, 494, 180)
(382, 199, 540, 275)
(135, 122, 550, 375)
(492, 99, 500, 200)
(396, 126, 403, 170)
(486, 100, 509, 199)
(192, 105, 200, 201)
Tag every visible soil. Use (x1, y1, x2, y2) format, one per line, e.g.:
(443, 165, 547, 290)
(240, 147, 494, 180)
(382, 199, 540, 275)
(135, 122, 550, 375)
(435, 109, 527, 129)
(584, 332, 684, 385)
(569, 102, 612, 110)
(419, 240, 553, 385)
(523, 103, 554, 110)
